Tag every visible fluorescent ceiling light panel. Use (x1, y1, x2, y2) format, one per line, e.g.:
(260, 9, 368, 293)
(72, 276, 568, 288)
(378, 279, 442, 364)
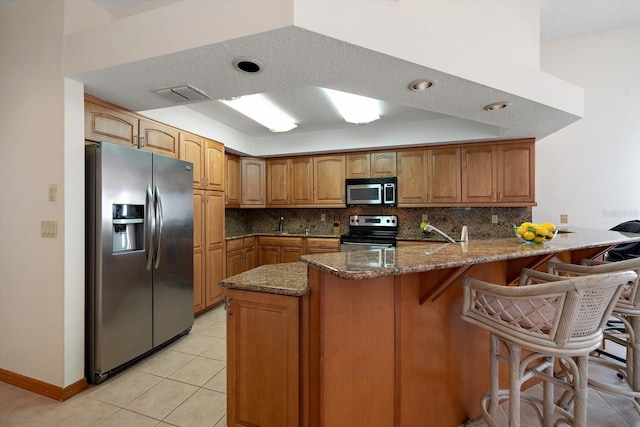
(323, 88, 381, 125)
(219, 94, 297, 132)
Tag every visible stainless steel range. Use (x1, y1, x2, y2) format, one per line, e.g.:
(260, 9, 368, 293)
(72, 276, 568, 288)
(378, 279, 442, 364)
(340, 214, 398, 252)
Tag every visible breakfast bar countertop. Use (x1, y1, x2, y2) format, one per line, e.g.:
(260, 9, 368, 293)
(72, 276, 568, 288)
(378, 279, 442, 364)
(300, 227, 640, 280)
(220, 262, 309, 296)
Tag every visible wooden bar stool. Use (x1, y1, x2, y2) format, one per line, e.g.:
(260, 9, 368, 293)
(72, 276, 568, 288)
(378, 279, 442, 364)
(461, 270, 635, 426)
(547, 257, 640, 413)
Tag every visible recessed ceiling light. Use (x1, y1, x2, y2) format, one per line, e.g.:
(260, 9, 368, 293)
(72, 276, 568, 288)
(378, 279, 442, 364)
(232, 57, 262, 74)
(483, 102, 510, 111)
(408, 80, 434, 92)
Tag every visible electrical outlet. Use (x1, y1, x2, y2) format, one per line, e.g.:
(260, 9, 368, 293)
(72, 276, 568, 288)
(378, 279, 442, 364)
(41, 221, 57, 238)
(560, 214, 568, 224)
(491, 215, 498, 224)
(321, 214, 326, 221)
(422, 214, 428, 221)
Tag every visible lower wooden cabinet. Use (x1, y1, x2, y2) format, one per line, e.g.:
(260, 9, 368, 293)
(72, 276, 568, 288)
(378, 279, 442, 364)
(193, 190, 225, 314)
(226, 237, 256, 277)
(305, 237, 340, 254)
(258, 236, 303, 265)
(226, 289, 301, 427)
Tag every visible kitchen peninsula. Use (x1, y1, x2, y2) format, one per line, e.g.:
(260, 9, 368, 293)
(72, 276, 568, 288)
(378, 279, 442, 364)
(220, 228, 640, 427)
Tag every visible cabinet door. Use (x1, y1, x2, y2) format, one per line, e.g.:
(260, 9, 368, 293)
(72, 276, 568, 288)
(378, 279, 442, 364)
(282, 247, 302, 263)
(290, 157, 313, 205)
(496, 142, 535, 203)
(258, 246, 280, 266)
(427, 147, 461, 203)
(205, 139, 225, 192)
(371, 152, 397, 177)
(226, 250, 244, 278)
(193, 190, 206, 313)
(227, 290, 300, 427)
(397, 150, 428, 205)
(205, 191, 225, 307)
(225, 154, 241, 206)
(84, 99, 138, 147)
(346, 153, 371, 178)
(313, 155, 345, 205)
(139, 119, 178, 158)
(462, 145, 497, 203)
(244, 247, 256, 271)
(241, 158, 266, 206)
(266, 158, 290, 206)
(180, 133, 205, 189)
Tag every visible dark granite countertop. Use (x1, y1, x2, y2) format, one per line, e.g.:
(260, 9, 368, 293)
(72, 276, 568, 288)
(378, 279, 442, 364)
(220, 262, 309, 296)
(301, 227, 640, 280)
(226, 232, 340, 241)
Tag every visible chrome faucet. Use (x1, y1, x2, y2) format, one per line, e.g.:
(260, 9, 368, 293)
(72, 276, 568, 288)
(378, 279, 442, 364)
(278, 216, 284, 233)
(424, 224, 457, 243)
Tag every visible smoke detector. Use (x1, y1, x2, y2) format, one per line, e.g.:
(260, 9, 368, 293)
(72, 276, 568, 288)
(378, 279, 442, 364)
(152, 84, 211, 103)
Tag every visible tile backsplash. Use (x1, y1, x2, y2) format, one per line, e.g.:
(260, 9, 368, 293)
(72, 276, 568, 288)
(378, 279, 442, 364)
(226, 206, 532, 239)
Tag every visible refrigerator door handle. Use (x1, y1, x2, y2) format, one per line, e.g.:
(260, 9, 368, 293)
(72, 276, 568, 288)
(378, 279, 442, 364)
(146, 183, 155, 271)
(154, 184, 164, 269)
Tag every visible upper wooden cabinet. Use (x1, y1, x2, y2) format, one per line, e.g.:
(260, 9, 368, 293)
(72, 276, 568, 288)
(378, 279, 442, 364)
(139, 119, 179, 158)
(241, 158, 266, 207)
(225, 154, 241, 207)
(313, 155, 345, 206)
(266, 157, 313, 207)
(346, 152, 396, 178)
(496, 142, 535, 203)
(179, 133, 224, 191)
(462, 140, 535, 205)
(85, 96, 178, 158)
(397, 148, 459, 206)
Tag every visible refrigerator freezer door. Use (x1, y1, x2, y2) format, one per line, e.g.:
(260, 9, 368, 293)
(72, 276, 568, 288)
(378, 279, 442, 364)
(151, 154, 194, 346)
(86, 142, 154, 380)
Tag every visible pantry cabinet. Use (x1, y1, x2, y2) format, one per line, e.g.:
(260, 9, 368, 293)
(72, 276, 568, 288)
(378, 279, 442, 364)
(266, 157, 313, 206)
(179, 133, 224, 191)
(313, 155, 345, 206)
(226, 237, 256, 278)
(193, 190, 226, 313)
(84, 96, 178, 158)
(226, 289, 301, 427)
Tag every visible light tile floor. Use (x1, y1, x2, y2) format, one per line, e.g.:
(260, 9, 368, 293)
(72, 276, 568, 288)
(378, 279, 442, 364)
(1, 304, 640, 426)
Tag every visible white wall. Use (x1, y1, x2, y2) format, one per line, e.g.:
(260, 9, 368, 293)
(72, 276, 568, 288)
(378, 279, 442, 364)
(535, 26, 640, 229)
(0, 0, 85, 387)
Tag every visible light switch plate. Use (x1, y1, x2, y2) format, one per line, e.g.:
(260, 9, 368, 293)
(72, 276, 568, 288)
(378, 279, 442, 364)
(48, 184, 57, 202)
(41, 221, 57, 238)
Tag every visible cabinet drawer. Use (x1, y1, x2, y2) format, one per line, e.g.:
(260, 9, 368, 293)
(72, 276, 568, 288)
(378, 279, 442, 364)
(306, 238, 340, 250)
(243, 237, 255, 248)
(226, 238, 244, 251)
(258, 236, 303, 247)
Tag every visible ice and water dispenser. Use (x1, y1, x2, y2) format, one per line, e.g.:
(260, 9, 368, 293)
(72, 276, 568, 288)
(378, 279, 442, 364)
(112, 204, 144, 253)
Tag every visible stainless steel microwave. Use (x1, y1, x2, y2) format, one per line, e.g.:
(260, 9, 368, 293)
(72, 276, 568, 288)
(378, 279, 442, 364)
(345, 177, 397, 206)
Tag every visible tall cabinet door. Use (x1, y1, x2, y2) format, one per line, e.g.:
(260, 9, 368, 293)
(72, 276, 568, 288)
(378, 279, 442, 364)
(313, 155, 345, 206)
(241, 158, 265, 206)
(397, 150, 427, 205)
(266, 158, 290, 206)
(179, 133, 206, 189)
(225, 154, 241, 206)
(193, 190, 206, 313)
(205, 191, 225, 307)
(205, 140, 225, 192)
(290, 157, 313, 205)
(496, 142, 535, 203)
(427, 147, 461, 203)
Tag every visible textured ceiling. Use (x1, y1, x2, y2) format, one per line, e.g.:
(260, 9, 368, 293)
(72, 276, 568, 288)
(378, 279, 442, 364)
(66, 1, 640, 155)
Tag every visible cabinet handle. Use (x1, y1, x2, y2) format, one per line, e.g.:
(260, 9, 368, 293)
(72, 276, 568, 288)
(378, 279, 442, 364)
(139, 136, 146, 147)
(224, 295, 233, 316)
(132, 135, 139, 146)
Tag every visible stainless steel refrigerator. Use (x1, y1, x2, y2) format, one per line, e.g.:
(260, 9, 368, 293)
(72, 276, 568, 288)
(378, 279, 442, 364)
(85, 141, 194, 384)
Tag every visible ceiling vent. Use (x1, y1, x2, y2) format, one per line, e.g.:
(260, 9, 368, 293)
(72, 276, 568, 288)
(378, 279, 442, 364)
(152, 84, 211, 103)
